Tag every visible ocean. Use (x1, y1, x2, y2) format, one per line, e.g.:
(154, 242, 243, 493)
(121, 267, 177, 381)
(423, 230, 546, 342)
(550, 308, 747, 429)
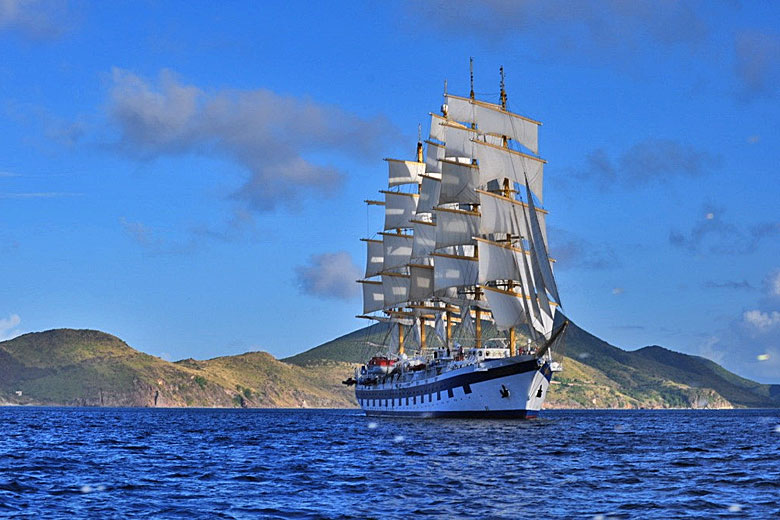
(0, 408, 778, 519)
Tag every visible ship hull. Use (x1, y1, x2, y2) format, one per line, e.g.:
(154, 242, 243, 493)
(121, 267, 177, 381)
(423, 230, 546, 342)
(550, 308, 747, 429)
(355, 356, 553, 419)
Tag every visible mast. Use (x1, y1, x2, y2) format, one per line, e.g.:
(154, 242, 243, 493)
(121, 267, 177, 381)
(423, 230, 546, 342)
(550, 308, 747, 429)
(359, 65, 562, 365)
(499, 66, 507, 110)
(500, 65, 513, 353)
(398, 321, 405, 355)
(469, 57, 475, 100)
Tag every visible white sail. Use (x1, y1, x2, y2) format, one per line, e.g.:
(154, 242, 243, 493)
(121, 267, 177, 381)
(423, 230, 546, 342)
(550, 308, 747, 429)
(425, 141, 445, 174)
(433, 253, 478, 291)
(363, 238, 383, 278)
(386, 159, 425, 187)
(389, 322, 399, 351)
(382, 273, 410, 308)
(478, 190, 548, 246)
(482, 286, 529, 331)
(434, 207, 480, 249)
(442, 123, 476, 158)
(429, 113, 446, 142)
(410, 219, 436, 261)
(409, 264, 434, 301)
(476, 238, 522, 284)
(518, 241, 544, 337)
(360, 280, 384, 314)
(445, 94, 540, 154)
(434, 312, 446, 342)
(445, 93, 501, 122)
(416, 175, 441, 215)
(439, 159, 480, 205)
(529, 241, 555, 336)
(411, 316, 422, 348)
(478, 189, 525, 237)
(524, 182, 560, 304)
(383, 191, 418, 230)
(460, 306, 475, 336)
(473, 141, 545, 204)
(382, 232, 413, 270)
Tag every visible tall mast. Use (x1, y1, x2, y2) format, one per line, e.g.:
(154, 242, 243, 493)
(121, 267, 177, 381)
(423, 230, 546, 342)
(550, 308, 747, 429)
(500, 65, 515, 356)
(469, 57, 475, 100)
(500, 66, 507, 110)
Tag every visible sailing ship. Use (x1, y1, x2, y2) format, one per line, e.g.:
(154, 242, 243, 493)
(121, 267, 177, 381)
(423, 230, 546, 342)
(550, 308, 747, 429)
(346, 64, 568, 418)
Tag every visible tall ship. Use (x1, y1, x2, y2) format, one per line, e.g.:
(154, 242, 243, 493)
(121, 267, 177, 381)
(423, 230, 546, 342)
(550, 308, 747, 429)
(346, 64, 568, 418)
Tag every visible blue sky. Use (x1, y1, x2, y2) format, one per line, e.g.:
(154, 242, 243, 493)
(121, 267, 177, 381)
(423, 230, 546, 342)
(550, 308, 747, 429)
(1, 1, 778, 383)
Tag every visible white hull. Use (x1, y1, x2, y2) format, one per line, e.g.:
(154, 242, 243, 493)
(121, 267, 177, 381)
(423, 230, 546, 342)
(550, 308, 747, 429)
(355, 356, 552, 418)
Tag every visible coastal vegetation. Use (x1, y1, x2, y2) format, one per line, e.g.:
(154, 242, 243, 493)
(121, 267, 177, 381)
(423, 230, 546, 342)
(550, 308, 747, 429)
(1, 324, 778, 409)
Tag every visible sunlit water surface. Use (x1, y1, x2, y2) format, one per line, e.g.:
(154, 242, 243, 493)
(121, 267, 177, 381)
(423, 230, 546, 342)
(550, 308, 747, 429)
(0, 408, 778, 519)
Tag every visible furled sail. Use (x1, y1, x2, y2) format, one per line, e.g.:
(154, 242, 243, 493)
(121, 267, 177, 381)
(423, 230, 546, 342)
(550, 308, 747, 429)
(360, 280, 383, 314)
(434, 207, 480, 249)
(473, 141, 545, 204)
(433, 253, 478, 291)
(382, 232, 413, 270)
(445, 94, 540, 154)
(386, 158, 425, 187)
(383, 191, 418, 230)
(439, 159, 479, 205)
(363, 238, 383, 278)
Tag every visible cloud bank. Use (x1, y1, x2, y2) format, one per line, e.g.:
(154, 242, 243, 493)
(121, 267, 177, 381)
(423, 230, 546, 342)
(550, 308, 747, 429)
(549, 226, 619, 271)
(670, 204, 780, 255)
(575, 139, 720, 188)
(734, 31, 780, 101)
(295, 251, 361, 300)
(417, 0, 708, 64)
(108, 68, 393, 211)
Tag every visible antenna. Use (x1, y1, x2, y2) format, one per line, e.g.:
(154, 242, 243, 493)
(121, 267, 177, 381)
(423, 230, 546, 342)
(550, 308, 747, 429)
(469, 57, 475, 100)
(500, 66, 507, 110)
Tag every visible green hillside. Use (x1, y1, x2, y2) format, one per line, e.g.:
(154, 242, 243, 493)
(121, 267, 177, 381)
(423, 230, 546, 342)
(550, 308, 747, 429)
(288, 320, 780, 409)
(2, 324, 777, 409)
(0, 329, 356, 408)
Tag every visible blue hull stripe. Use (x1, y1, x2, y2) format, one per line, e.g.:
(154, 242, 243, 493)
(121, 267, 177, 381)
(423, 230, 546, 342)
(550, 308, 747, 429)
(355, 359, 541, 400)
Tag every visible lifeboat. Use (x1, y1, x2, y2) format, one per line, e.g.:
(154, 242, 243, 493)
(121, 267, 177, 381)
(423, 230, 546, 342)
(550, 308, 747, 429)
(366, 356, 397, 375)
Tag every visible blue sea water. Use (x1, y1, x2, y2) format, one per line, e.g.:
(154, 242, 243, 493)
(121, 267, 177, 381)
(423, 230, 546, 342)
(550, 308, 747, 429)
(0, 408, 778, 519)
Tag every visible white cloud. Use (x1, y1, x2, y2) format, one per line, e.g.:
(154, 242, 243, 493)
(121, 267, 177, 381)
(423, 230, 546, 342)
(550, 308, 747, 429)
(743, 310, 780, 331)
(768, 271, 780, 297)
(107, 68, 395, 211)
(0, 0, 69, 39)
(295, 251, 361, 300)
(0, 313, 21, 341)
